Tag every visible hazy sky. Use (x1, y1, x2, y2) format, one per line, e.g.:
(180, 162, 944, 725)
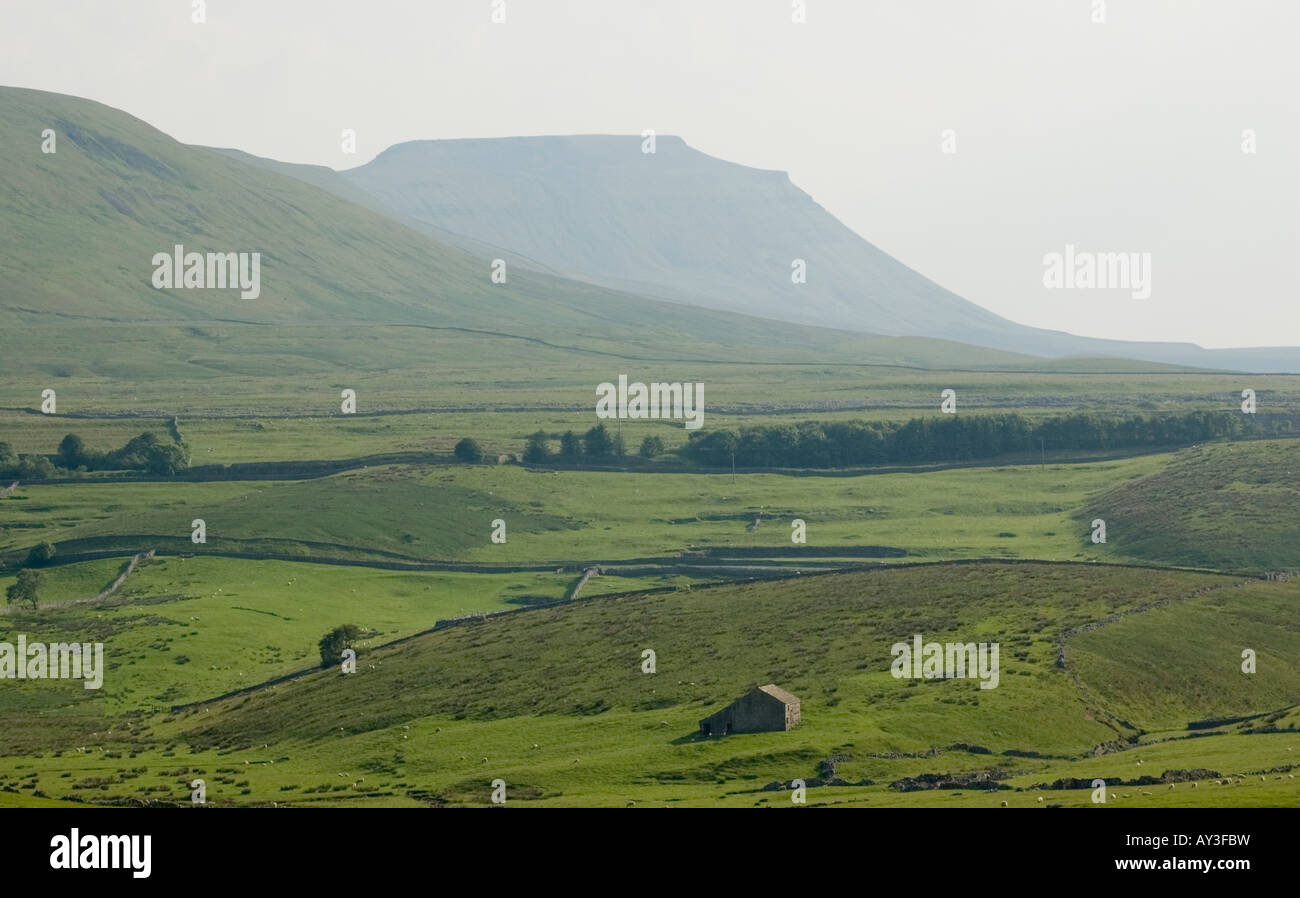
(4, 0, 1296, 348)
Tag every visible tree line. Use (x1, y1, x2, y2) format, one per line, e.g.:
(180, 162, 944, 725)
(681, 410, 1278, 469)
(516, 425, 664, 464)
(0, 431, 189, 479)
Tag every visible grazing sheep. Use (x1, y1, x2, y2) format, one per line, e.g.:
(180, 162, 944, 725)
(1036, 796, 1043, 803)
(1000, 801, 1008, 807)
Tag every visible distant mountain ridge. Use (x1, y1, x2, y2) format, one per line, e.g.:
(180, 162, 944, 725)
(308, 133, 1295, 373)
(1, 85, 1294, 372)
(0, 86, 1060, 374)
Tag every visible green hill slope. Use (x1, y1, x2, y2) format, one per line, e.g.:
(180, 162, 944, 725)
(154, 562, 1297, 806)
(0, 86, 1044, 372)
(1085, 439, 1300, 572)
(178, 563, 1269, 752)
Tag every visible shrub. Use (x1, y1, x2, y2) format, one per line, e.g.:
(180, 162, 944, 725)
(25, 541, 55, 567)
(638, 436, 665, 458)
(454, 438, 484, 464)
(583, 424, 614, 459)
(522, 431, 550, 464)
(319, 624, 363, 668)
(56, 434, 86, 469)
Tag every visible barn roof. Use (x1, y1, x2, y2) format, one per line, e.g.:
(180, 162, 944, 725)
(755, 684, 799, 706)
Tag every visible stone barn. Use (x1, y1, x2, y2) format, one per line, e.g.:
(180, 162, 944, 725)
(699, 684, 800, 737)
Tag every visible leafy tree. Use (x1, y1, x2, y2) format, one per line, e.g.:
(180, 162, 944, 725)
(143, 442, 187, 475)
(5, 569, 42, 609)
(559, 431, 582, 459)
(57, 434, 86, 469)
(638, 435, 664, 458)
(454, 437, 484, 464)
(16, 456, 55, 479)
(0, 441, 16, 469)
(583, 424, 614, 459)
(25, 541, 55, 567)
(522, 430, 550, 464)
(318, 624, 363, 668)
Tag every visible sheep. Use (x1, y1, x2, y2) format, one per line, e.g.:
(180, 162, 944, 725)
(1000, 800, 1008, 807)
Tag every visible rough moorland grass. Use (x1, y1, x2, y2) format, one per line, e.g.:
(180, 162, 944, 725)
(0, 556, 132, 606)
(2, 563, 1294, 807)
(174, 563, 1231, 754)
(1067, 579, 1300, 731)
(0, 455, 1171, 566)
(1085, 439, 1300, 572)
(435, 457, 1168, 564)
(0, 469, 579, 563)
(5, 361, 1300, 462)
(0, 555, 574, 724)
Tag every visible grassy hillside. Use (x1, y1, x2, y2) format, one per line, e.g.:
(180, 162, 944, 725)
(2, 562, 1293, 807)
(1068, 579, 1300, 732)
(1, 455, 1168, 568)
(0, 554, 573, 725)
(0, 87, 1052, 374)
(1085, 439, 1300, 572)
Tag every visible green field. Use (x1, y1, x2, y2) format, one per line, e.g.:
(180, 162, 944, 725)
(1, 563, 1295, 807)
(2, 85, 1296, 810)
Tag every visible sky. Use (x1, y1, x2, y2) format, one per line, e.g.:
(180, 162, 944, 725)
(3, 0, 1296, 348)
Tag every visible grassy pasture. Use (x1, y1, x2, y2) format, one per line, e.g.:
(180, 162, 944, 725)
(0, 563, 1294, 807)
(2, 455, 1168, 567)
